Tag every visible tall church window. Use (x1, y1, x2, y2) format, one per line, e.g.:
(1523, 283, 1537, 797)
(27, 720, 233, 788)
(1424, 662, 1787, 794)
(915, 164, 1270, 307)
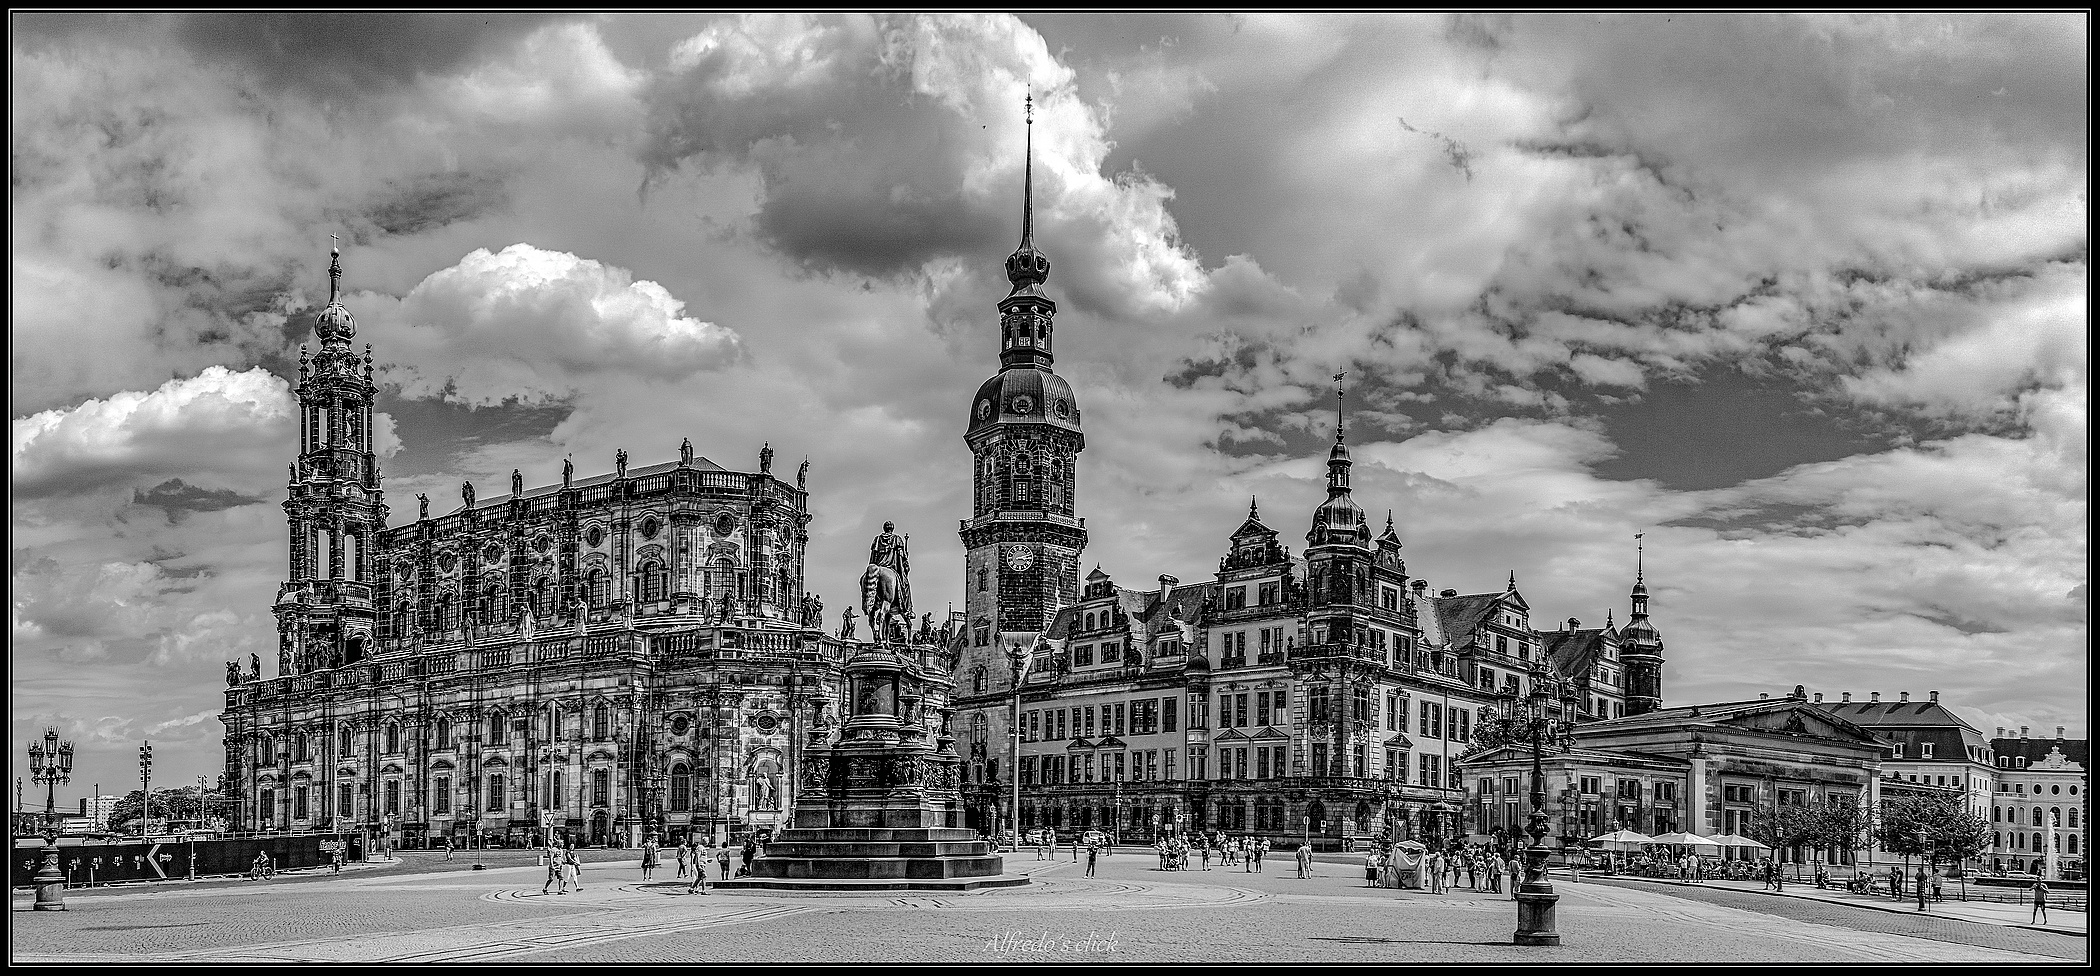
(487, 774, 505, 812)
(594, 704, 611, 741)
(338, 727, 351, 757)
(706, 558, 738, 604)
(532, 578, 552, 618)
(591, 769, 610, 807)
(433, 716, 450, 748)
(481, 583, 503, 624)
(489, 710, 508, 745)
(670, 763, 691, 812)
(637, 560, 667, 603)
(385, 722, 400, 755)
(437, 591, 457, 632)
(586, 569, 610, 607)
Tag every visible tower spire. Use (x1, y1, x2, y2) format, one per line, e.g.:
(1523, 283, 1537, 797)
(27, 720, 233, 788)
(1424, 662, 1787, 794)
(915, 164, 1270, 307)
(1636, 530, 1645, 582)
(327, 234, 342, 305)
(1333, 370, 1347, 442)
(1021, 92, 1034, 250)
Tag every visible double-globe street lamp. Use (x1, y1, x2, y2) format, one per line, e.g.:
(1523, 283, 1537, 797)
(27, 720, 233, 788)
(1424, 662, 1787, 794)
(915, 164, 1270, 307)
(26, 727, 75, 911)
(1474, 663, 1575, 946)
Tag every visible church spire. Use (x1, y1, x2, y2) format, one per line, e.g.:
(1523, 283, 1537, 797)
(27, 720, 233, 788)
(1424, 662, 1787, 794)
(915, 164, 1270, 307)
(1003, 92, 1051, 295)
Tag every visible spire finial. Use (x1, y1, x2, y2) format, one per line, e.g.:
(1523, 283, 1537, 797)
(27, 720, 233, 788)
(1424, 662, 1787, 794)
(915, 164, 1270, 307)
(1387, 510, 1395, 532)
(1636, 530, 1645, 582)
(328, 234, 342, 305)
(1021, 92, 1035, 249)
(1508, 570, 1517, 591)
(1249, 495, 1259, 520)
(1333, 370, 1347, 442)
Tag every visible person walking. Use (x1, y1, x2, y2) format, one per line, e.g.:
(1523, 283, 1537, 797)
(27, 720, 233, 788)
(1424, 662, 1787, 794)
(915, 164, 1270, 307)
(1508, 852, 1522, 900)
(741, 838, 757, 879)
(2031, 879, 2050, 924)
(564, 844, 584, 892)
(687, 841, 710, 895)
(1914, 866, 1928, 911)
(543, 841, 567, 894)
(716, 841, 732, 881)
(640, 836, 660, 882)
(1465, 851, 1478, 891)
(1425, 850, 1444, 894)
(1084, 843, 1099, 878)
(1200, 841, 1211, 871)
(675, 839, 691, 879)
(443, 837, 454, 861)
(1296, 842, 1312, 879)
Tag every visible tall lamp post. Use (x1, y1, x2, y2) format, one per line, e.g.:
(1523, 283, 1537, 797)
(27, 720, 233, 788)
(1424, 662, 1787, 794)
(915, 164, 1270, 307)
(27, 727, 75, 910)
(1476, 664, 1574, 946)
(1005, 639, 1035, 852)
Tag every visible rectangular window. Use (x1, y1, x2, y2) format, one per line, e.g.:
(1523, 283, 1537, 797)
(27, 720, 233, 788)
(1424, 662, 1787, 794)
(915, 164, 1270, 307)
(1381, 587, 1398, 611)
(1921, 743, 1934, 759)
(1165, 751, 1176, 781)
(1259, 582, 1280, 605)
(1257, 747, 1271, 779)
(294, 786, 309, 820)
(1891, 743, 1904, 758)
(1115, 702, 1126, 735)
(1421, 701, 1442, 738)
(1102, 640, 1122, 663)
(1256, 691, 1272, 726)
(1235, 694, 1249, 728)
(1075, 643, 1094, 666)
(1458, 709, 1470, 742)
(1419, 754, 1440, 788)
(1114, 752, 1126, 781)
(1235, 748, 1249, 780)
(1022, 756, 1038, 785)
(1581, 776, 1601, 795)
(1163, 697, 1178, 733)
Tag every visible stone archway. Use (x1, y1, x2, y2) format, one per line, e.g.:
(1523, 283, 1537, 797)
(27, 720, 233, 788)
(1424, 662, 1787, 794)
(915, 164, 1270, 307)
(590, 810, 610, 846)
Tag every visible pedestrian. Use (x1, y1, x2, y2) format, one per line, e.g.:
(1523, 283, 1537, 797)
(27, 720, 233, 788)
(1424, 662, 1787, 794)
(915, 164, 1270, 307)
(1426, 850, 1444, 894)
(332, 848, 343, 874)
(1508, 852, 1522, 900)
(1200, 842, 1211, 871)
(717, 842, 731, 881)
(1465, 851, 1478, 891)
(641, 836, 660, 882)
(1084, 843, 1098, 878)
(2031, 879, 2049, 924)
(1296, 842, 1312, 879)
(543, 841, 566, 895)
(741, 838, 757, 878)
(1914, 866, 1928, 911)
(565, 845, 584, 892)
(676, 839, 691, 879)
(688, 842, 710, 895)
(1256, 839, 1267, 873)
(443, 837, 454, 861)
(1364, 849, 1379, 887)
(1072, 835, 1080, 862)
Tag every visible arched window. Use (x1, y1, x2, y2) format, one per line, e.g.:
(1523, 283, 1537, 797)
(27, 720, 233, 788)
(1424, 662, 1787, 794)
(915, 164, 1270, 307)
(434, 716, 451, 749)
(706, 558, 737, 603)
(2071, 808, 2080, 828)
(670, 763, 691, 812)
(636, 560, 667, 604)
(2035, 807, 2045, 826)
(437, 591, 457, 632)
(973, 668, 988, 693)
(591, 769, 610, 808)
(533, 578, 553, 618)
(593, 703, 611, 741)
(2033, 832, 2044, 851)
(587, 569, 610, 607)
(490, 710, 508, 745)
(385, 722, 400, 754)
(2072, 835, 2080, 855)
(487, 773, 505, 812)
(481, 583, 503, 624)
(297, 733, 312, 763)
(343, 533, 360, 581)
(338, 727, 352, 757)
(550, 705, 565, 739)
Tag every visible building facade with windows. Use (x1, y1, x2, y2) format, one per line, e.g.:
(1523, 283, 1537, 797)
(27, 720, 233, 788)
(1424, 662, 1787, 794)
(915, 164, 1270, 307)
(946, 117, 1663, 848)
(220, 249, 844, 850)
(1988, 728, 2087, 876)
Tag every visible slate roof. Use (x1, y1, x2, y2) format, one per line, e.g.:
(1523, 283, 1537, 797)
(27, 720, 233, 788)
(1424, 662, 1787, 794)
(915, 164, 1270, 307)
(1544, 627, 1613, 678)
(1992, 736, 2089, 770)
(1820, 699, 1992, 763)
(1433, 592, 1504, 652)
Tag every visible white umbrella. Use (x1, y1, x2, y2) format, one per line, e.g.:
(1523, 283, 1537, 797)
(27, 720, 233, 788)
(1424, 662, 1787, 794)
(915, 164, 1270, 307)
(1649, 831, 1723, 852)
(1587, 829, 1657, 851)
(1709, 833, 1770, 850)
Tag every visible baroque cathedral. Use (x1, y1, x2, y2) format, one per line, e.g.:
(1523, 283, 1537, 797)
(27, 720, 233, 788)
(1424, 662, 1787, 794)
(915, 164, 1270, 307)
(220, 248, 844, 849)
(944, 104, 1668, 846)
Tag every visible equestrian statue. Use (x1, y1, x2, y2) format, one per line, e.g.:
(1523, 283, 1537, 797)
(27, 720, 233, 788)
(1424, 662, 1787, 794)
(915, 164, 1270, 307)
(860, 520, 913, 644)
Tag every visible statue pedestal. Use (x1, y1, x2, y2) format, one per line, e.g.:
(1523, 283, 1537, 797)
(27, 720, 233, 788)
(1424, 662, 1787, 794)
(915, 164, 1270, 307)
(716, 643, 1026, 893)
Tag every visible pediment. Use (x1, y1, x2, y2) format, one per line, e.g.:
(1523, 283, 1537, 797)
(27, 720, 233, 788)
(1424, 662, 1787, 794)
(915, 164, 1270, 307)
(1728, 704, 1879, 744)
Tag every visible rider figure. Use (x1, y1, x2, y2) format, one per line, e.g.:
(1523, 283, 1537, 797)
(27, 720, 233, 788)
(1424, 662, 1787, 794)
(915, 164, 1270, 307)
(867, 521, 913, 635)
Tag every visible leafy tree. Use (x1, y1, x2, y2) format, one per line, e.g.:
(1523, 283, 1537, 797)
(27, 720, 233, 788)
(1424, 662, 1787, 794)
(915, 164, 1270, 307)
(1749, 802, 1822, 858)
(106, 787, 233, 833)
(1875, 794, 1992, 870)
(1813, 798, 1874, 863)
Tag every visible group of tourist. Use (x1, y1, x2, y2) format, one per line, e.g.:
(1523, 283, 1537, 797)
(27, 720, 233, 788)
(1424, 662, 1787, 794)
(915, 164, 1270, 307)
(1362, 842, 1522, 897)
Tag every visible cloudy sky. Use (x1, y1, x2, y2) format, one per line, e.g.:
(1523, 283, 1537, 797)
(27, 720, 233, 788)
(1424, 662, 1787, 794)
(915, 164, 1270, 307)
(11, 13, 2087, 795)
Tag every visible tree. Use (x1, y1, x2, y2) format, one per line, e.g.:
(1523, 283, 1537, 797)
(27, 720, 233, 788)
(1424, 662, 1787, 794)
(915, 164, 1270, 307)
(1749, 802, 1821, 860)
(1875, 794, 1992, 870)
(106, 787, 232, 833)
(1813, 798, 1874, 864)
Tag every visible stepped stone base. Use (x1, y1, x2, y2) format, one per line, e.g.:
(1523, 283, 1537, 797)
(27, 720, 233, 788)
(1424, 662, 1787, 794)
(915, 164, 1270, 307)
(716, 825, 1028, 893)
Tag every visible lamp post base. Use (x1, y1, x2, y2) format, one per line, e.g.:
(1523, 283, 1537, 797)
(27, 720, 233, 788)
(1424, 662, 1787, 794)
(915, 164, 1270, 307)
(31, 844, 67, 911)
(1514, 886, 1560, 945)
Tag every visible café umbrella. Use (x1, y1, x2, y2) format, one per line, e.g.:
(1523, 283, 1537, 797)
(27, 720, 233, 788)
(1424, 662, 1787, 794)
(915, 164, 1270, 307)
(1709, 833, 1770, 851)
(1649, 831, 1724, 852)
(1587, 829, 1657, 852)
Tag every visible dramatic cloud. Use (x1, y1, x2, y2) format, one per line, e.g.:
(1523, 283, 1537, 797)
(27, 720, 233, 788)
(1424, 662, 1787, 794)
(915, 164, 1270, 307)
(9, 13, 2086, 791)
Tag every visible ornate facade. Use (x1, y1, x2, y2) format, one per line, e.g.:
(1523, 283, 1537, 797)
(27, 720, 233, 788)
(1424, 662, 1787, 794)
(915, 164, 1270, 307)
(221, 248, 844, 849)
(947, 111, 1668, 847)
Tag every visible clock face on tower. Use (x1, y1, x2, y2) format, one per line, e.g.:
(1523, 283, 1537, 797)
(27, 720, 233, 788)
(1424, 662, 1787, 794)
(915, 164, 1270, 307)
(1004, 545, 1035, 572)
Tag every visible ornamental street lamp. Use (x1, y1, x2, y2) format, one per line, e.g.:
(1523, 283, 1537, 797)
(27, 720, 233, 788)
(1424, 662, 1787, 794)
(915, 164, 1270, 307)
(1476, 663, 1575, 946)
(26, 728, 74, 910)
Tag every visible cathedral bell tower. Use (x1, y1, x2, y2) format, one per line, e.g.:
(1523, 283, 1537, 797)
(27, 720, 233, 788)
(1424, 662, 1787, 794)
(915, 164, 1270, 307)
(274, 244, 388, 676)
(960, 94, 1087, 651)
(1618, 534, 1666, 715)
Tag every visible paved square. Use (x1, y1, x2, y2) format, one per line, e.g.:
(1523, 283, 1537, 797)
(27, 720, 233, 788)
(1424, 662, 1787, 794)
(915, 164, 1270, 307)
(10, 852, 2084, 964)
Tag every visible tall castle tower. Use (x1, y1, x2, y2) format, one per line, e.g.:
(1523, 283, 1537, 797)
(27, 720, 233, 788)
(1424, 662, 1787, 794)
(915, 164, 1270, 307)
(274, 245, 388, 676)
(1619, 535, 1666, 715)
(960, 95, 1087, 646)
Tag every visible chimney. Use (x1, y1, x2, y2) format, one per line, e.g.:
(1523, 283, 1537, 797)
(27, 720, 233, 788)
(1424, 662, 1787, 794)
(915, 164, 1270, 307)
(1870, 692, 1880, 703)
(1758, 692, 1768, 700)
(1158, 574, 1178, 605)
(1929, 691, 1938, 704)
(1793, 684, 1807, 699)
(1411, 579, 1428, 593)
(1998, 727, 2006, 737)
(1899, 691, 1909, 703)
(2021, 726, 2030, 738)
(1439, 589, 1458, 598)
(1813, 693, 1824, 703)
(1567, 617, 1580, 631)
(2057, 726, 2065, 740)
(1842, 692, 1852, 703)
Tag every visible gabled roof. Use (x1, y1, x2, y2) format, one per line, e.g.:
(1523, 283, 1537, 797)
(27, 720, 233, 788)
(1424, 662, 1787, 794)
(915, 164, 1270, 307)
(1580, 696, 1887, 748)
(1455, 743, 1690, 771)
(1993, 736, 2089, 771)
(1434, 592, 1504, 651)
(1820, 699, 1980, 733)
(1544, 627, 1612, 677)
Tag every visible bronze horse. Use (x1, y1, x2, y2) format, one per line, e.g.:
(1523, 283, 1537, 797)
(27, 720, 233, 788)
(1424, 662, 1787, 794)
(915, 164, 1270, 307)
(859, 564, 909, 643)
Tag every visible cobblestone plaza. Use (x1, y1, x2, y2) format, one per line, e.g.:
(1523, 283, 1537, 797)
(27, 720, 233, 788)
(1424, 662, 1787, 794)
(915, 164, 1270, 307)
(10, 851, 2081, 964)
